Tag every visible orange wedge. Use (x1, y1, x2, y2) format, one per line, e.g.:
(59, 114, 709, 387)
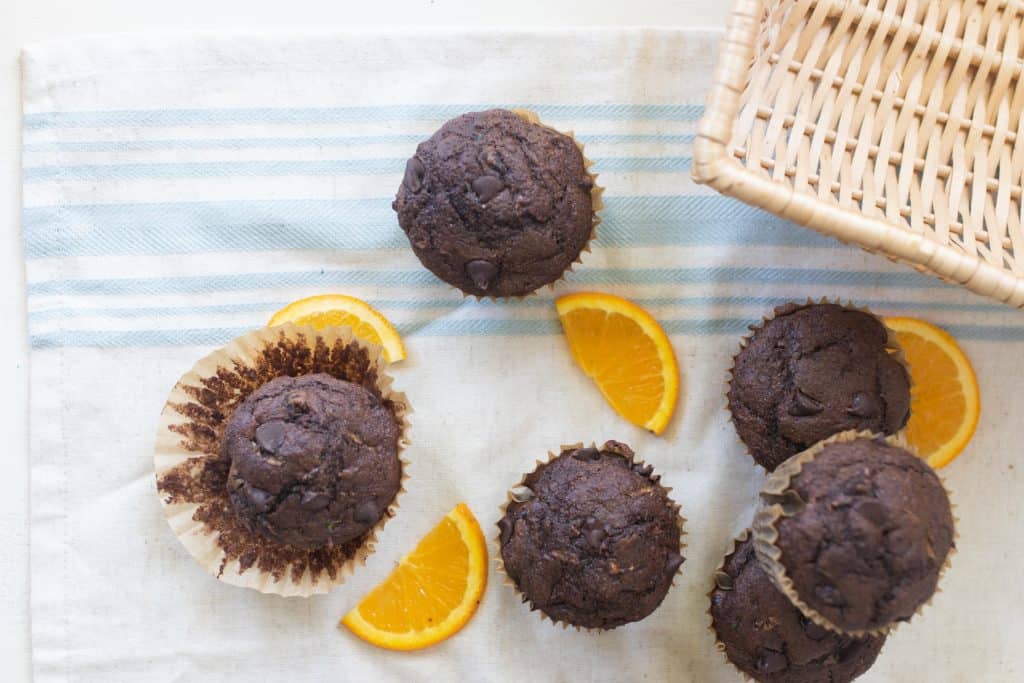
(556, 292, 679, 435)
(268, 294, 406, 362)
(341, 503, 487, 651)
(886, 317, 980, 468)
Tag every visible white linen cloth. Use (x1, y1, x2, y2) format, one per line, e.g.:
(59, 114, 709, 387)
(22, 29, 1024, 682)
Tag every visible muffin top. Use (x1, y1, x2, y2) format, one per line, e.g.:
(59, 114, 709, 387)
(393, 109, 595, 297)
(711, 537, 886, 683)
(223, 373, 401, 550)
(766, 437, 955, 633)
(728, 302, 911, 471)
(498, 441, 683, 629)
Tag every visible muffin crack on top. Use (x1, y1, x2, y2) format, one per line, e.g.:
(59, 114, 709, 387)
(156, 333, 406, 584)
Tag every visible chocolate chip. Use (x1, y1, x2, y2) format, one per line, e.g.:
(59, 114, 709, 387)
(713, 571, 734, 591)
(665, 554, 685, 575)
(579, 175, 594, 190)
(300, 490, 331, 511)
(352, 500, 379, 525)
(761, 630, 786, 653)
(585, 527, 606, 548)
(815, 583, 844, 606)
(244, 486, 274, 511)
(498, 517, 514, 546)
(848, 391, 879, 418)
(790, 389, 824, 416)
(471, 175, 504, 203)
(402, 157, 425, 192)
(854, 500, 889, 527)
(757, 651, 788, 674)
(572, 447, 601, 462)
(800, 616, 829, 640)
(254, 421, 286, 453)
(465, 259, 498, 291)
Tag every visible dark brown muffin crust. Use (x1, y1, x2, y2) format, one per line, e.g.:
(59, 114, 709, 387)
(223, 373, 401, 550)
(498, 442, 684, 630)
(728, 302, 911, 471)
(769, 438, 955, 633)
(393, 109, 595, 297)
(711, 537, 886, 683)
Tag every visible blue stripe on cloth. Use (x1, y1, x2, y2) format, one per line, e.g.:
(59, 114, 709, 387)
(28, 319, 1024, 348)
(22, 104, 706, 129)
(22, 195, 835, 259)
(26, 266, 954, 298)
(22, 133, 696, 153)
(25, 295, 1012, 321)
(22, 156, 692, 182)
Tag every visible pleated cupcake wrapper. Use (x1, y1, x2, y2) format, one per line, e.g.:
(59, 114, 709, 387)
(494, 441, 686, 632)
(751, 429, 957, 637)
(457, 108, 603, 302)
(723, 298, 913, 471)
(154, 322, 412, 597)
(705, 529, 758, 683)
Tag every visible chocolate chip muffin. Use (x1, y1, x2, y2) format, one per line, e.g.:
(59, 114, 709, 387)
(498, 442, 684, 629)
(393, 109, 596, 297)
(728, 302, 911, 471)
(223, 373, 402, 550)
(711, 536, 886, 683)
(755, 436, 955, 634)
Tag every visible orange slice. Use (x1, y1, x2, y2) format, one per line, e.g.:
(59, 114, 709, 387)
(341, 503, 487, 651)
(886, 317, 980, 468)
(268, 294, 406, 362)
(555, 292, 679, 435)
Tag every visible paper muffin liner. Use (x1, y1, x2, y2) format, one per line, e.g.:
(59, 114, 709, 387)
(751, 429, 956, 637)
(154, 323, 411, 597)
(705, 529, 758, 683)
(464, 108, 603, 301)
(723, 298, 913, 471)
(494, 441, 686, 632)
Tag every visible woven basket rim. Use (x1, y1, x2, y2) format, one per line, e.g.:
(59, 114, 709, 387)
(693, 0, 1024, 309)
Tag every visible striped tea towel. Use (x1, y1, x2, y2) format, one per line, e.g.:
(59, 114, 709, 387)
(22, 29, 1024, 683)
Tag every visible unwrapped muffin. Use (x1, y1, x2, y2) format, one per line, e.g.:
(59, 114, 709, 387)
(710, 534, 886, 683)
(497, 441, 684, 629)
(154, 324, 409, 596)
(728, 302, 911, 471)
(753, 433, 955, 635)
(393, 109, 600, 297)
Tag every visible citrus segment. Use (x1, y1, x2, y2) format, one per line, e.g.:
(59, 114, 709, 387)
(268, 294, 406, 362)
(886, 317, 980, 468)
(341, 503, 487, 650)
(556, 292, 679, 435)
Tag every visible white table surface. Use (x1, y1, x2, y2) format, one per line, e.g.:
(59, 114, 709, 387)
(2, 2, 725, 681)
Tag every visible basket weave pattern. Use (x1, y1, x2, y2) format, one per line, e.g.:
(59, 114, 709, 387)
(694, 0, 1024, 308)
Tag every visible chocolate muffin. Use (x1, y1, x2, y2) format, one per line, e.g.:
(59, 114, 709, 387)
(498, 442, 683, 629)
(223, 373, 401, 550)
(393, 109, 596, 297)
(756, 436, 955, 634)
(711, 536, 886, 683)
(728, 302, 911, 471)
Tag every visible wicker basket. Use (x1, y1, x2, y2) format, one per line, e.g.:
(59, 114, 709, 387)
(694, 0, 1024, 308)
